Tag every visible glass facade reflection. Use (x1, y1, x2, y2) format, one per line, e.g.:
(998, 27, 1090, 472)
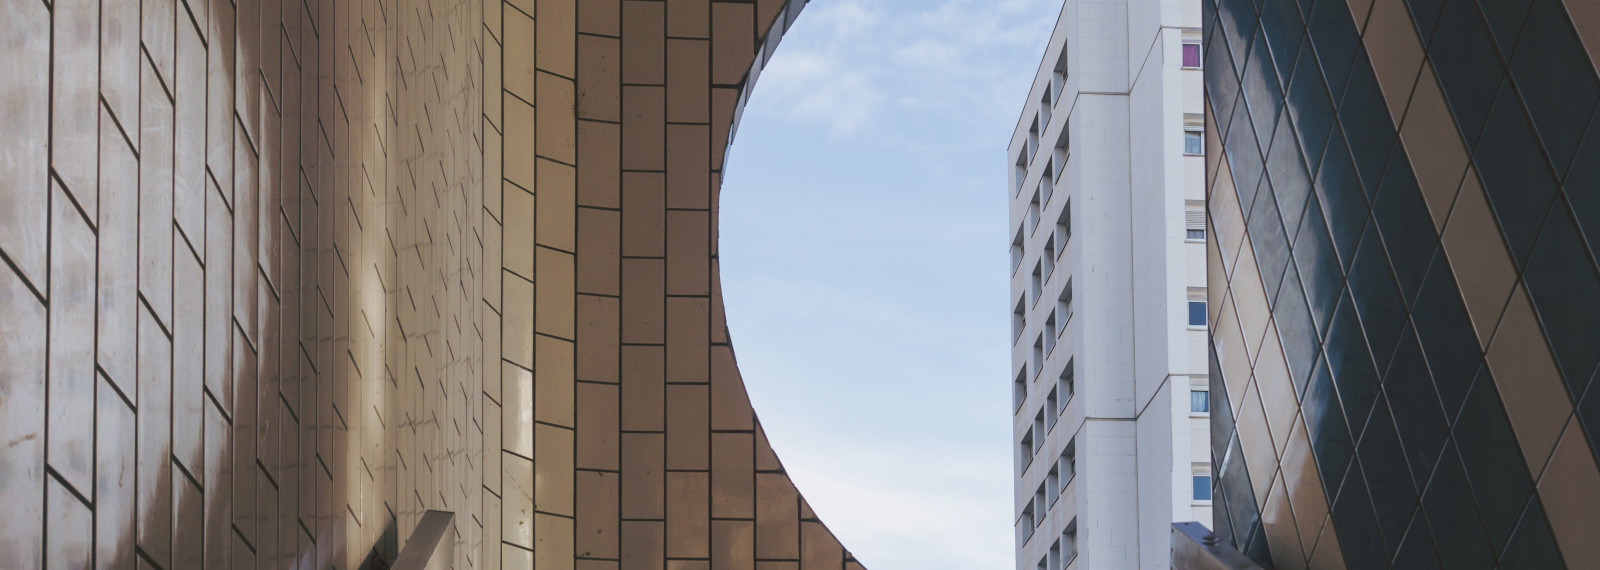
(1206, 0, 1600, 567)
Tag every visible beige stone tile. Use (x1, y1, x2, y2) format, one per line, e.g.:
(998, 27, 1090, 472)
(506, 94, 540, 190)
(1237, 380, 1278, 503)
(505, 362, 535, 457)
(504, 272, 536, 368)
(1281, 417, 1328, 555)
(668, 0, 710, 38)
(621, 433, 665, 519)
(538, 0, 576, 77)
(712, 433, 755, 519)
(577, 382, 620, 469)
(623, 85, 666, 171)
(755, 473, 799, 559)
(711, 2, 754, 85)
(505, 183, 536, 278)
(536, 513, 576, 569)
(622, 345, 666, 430)
(578, 35, 621, 121)
(1400, 63, 1467, 231)
(538, 160, 577, 251)
(1442, 170, 1515, 345)
(537, 335, 576, 427)
(504, 452, 536, 548)
(1254, 323, 1298, 455)
(710, 346, 754, 431)
(667, 472, 711, 558)
(577, 208, 622, 295)
(1360, 0, 1422, 127)
(1262, 473, 1307, 570)
(1537, 417, 1600, 569)
(536, 425, 575, 516)
(800, 521, 844, 570)
(667, 40, 711, 124)
(667, 125, 712, 209)
(667, 384, 711, 470)
(578, 0, 620, 36)
(576, 471, 620, 559)
(667, 297, 711, 383)
(712, 520, 755, 570)
(622, 258, 666, 343)
(1487, 286, 1573, 470)
(622, 1, 666, 84)
(577, 295, 621, 383)
(624, 171, 667, 257)
(621, 521, 665, 570)
(505, 7, 537, 101)
(1307, 514, 1345, 570)
(538, 248, 577, 339)
(539, 74, 577, 164)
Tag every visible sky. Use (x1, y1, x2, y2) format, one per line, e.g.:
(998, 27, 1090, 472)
(717, 0, 1062, 567)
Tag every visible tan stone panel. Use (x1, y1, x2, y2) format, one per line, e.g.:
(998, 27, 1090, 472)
(505, 362, 536, 457)
(537, 335, 577, 427)
(1214, 293, 1253, 413)
(1262, 473, 1307, 570)
(579, 0, 620, 36)
(755, 425, 781, 472)
(505, 273, 536, 368)
(668, 384, 712, 470)
(1255, 324, 1298, 455)
(1210, 155, 1246, 278)
(577, 295, 622, 383)
(488, 307, 507, 399)
(712, 87, 739, 166)
(623, 345, 667, 431)
(1565, 0, 1600, 75)
(486, 488, 504, 568)
(506, 94, 540, 190)
(578, 35, 622, 121)
(1307, 514, 1345, 570)
(711, 3, 755, 86)
(1281, 417, 1328, 556)
(670, 562, 711, 570)
(539, 160, 578, 250)
(712, 433, 755, 519)
(505, 451, 536, 548)
(580, 561, 620, 570)
(505, 183, 537, 278)
(506, 7, 538, 102)
(577, 208, 622, 296)
(507, 0, 535, 23)
(801, 522, 844, 570)
(668, 0, 711, 38)
(537, 513, 577, 569)
(488, 30, 506, 129)
(49, 0, 98, 227)
(488, 400, 505, 495)
(1208, 228, 1227, 326)
(1486, 286, 1573, 470)
(668, 471, 711, 558)
(487, 217, 507, 310)
(668, 40, 711, 124)
(579, 121, 623, 208)
(624, 171, 668, 257)
(540, 74, 578, 164)
(667, 297, 712, 383)
(1348, 0, 1374, 33)
(623, 1, 666, 84)
(712, 520, 756, 570)
(622, 521, 667, 570)
(711, 261, 730, 345)
(537, 425, 576, 516)
(621, 433, 666, 519)
(1400, 63, 1467, 231)
(623, 258, 667, 343)
(504, 544, 535, 570)
(800, 498, 816, 521)
(538, 0, 577, 77)
(756, 473, 800, 559)
(1359, 0, 1422, 127)
(1442, 170, 1515, 345)
(538, 248, 577, 339)
(1537, 417, 1600, 568)
(758, 0, 785, 33)
(667, 125, 712, 209)
(577, 382, 621, 469)
(624, 85, 668, 170)
(757, 563, 800, 570)
(711, 346, 755, 431)
(1206, 104, 1223, 191)
(1237, 380, 1278, 503)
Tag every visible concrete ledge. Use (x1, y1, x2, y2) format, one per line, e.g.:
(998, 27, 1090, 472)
(1171, 522, 1263, 570)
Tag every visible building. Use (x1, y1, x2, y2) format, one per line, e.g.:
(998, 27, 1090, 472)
(0, 0, 868, 568)
(1008, 1, 1208, 568)
(1205, 0, 1600, 567)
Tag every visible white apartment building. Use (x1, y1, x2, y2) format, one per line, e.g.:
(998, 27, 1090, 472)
(1008, 1, 1208, 569)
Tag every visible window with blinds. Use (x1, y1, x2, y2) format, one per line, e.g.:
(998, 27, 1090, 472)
(1185, 207, 1205, 241)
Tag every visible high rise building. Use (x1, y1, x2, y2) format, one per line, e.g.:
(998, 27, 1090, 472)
(0, 0, 868, 567)
(1008, 1, 1209, 568)
(1206, 0, 1600, 567)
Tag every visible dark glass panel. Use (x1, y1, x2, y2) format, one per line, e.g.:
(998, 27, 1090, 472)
(1274, 264, 1321, 397)
(1212, 342, 1237, 460)
(1523, 204, 1600, 399)
(1453, 369, 1533, 552)
(1403, 0, 1446, 48)
(1259, 0, 1303, 83)
(1428, 0, 1505, 146)
(1510, 0, 1599, 176)
(1327, 292, 1381, 430)
(1358, 397, 1419, 549)
(1248, 178, 1291, 309)
(1347, 224, 1408, 370)
(1475, 0, 1532, 57)
(1476, 83, 1560, 266)
(1303, 356, 1357, 486)
(1332, 463, 1391, 568)
(1371, 148, 1440, 303)
(1423, 443, 1497, 569)
(1207, 22, 1244, 136)
(1338, 60, 1398, 195)
(1243, 28, 1285, 147)
(1226, 100, 1266, 209)
(1390, 512, 1442, 569)
(1268, 112, 1313, 240)
(1215, 479, 1239, 547)
(1243, 521, 1273, 567)
(1315, 130, 1369, 270)
(1286, 37, 1336, 176)
(1563, 112, 1600, 250)
(1383, 327, 1450, 490)
(1306, 0, 1362, 98)
(1578, 393, 1600, 488)
(1293, 198, 1343, 336)
(1497, 498, 1566, 569)
(1410, 254, 1481, 418)
(1217, 0, 1258, 79)
(1204, 0, 1217, 60)
(1223, 434, 1263, 547)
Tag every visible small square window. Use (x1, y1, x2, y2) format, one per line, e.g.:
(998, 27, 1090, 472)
(1182, 43, 1201, 68)
(1189, 301, 1208, 327)
(1184, 130, 1204, 155)
(1191, 389, 1210, 414)
(1193, 474, 1213, 501)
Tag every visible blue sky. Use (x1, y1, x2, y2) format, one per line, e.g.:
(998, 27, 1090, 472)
(718, 0, 1061, 567)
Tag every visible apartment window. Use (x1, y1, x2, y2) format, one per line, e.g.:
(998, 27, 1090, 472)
(1037, 558, 1047, 570)
(1058, 358, 1075, 413)
(1188, 288, 1207, 327)
(1044, 312, 1057, 356)
(1184, 129, 1204, 155)
(1182, 42, 1201, 68)
(1055, 198, 1071, 245)
(1014, 151, 1027, 196)
(1020, 429, 1035, 472)
(1046, 466, 1060, 506)
(1013, 368, 1027, 412)
(1045, 386, 1059, 430)
(1027, 116, 1041, 161)
(1040, 169, 1054, 207)
(1011, 227, 1025, 275)
(1052, 121, 1070, 181)
(1028, 189, 1042, 233)
(1185, 204, 1206, 241)
(1013, 297, 1026, 343)
(1051, 46, 1068, 104)
(1048, 540, 1062, 570)
(1191, 388, 1210, 414)
(1059, 438, 1077, 488)
(1062, 519, 1079, 565)
(1044, 235, 1057, 276)
(1030, 263, 1043, 307)
(1034, 481, 1048, 527)
(1032, 335, 1044, 379)
(1057, 280, 1073, 334)
(1019, 502, 1036, 543)
(1193, 471, 1213, 502)
(1040, 89, 1052, 129)
(1033, 411, 1046, 453)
